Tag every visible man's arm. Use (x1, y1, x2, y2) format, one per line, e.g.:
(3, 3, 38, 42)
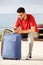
(18, 26, 35, 34)
(12, 27, 20, 33)
(12, 26, 35, 34)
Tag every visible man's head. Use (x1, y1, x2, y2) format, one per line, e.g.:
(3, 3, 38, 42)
(17, 7, 26, 20)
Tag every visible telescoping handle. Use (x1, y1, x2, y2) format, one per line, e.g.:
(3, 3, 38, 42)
(3, 29, 13, 36)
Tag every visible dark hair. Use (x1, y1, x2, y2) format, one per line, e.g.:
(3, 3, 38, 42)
(17, 7, 25, 13)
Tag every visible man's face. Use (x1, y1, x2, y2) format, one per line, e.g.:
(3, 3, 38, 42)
(18, 12, 25, 20)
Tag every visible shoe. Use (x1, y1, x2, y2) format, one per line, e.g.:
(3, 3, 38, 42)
(26, 54, 31, 60)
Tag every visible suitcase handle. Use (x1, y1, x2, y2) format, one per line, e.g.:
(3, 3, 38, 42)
(1, 29, 13, 56)
(3, 29, 13, 35)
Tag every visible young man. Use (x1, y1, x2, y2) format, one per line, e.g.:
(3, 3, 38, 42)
(13, 7, 39, 60)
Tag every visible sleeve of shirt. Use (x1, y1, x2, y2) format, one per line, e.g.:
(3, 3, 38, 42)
(30, 15, 37, 28)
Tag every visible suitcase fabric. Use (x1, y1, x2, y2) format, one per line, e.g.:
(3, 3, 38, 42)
(2, 33, 21, 59)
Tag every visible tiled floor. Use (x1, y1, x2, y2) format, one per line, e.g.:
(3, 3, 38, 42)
(0, 41, 43, 65)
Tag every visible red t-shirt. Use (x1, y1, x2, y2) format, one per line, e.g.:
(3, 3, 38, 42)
(15, 14, 39, 32)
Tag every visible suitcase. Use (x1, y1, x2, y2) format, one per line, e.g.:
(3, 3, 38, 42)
(1, 29, 21, 60)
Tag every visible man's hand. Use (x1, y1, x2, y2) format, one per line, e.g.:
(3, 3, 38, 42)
(12, 27, 21, 34)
